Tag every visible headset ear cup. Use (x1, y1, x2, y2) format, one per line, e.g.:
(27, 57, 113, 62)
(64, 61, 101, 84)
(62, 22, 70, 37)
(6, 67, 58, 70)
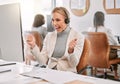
(65, 18, 70, 24)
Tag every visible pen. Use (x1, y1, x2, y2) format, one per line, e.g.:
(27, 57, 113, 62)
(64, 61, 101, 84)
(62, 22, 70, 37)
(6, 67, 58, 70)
(0, 69, 11, 73)
(0, 63, 16, 66)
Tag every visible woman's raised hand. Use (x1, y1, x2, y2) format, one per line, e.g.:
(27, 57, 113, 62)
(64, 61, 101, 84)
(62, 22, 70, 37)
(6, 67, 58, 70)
(68, 38, 77, 54)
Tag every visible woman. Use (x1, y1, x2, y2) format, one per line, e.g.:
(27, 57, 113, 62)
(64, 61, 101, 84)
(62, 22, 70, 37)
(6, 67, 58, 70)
(88, 11, 118, 45)
(27, 7, 85, 73)
(32, 14, 47, 40)
(88, 11, 118, 59)
(88, 11, 119, 79)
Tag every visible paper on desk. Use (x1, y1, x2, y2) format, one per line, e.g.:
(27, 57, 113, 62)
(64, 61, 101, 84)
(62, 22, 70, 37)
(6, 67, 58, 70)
(21, 68, 47, 79)
(21, 68, 94, 84)
(0, 76, 43, 84)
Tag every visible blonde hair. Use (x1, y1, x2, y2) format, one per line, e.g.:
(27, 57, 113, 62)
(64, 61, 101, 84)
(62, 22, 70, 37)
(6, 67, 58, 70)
(52, 7, 70, 24)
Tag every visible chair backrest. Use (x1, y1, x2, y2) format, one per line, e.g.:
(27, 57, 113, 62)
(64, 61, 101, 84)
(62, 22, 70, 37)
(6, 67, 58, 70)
(85, 32, 110, 68)
(31, 31, 43, 51)
(77, 38, 90, 74)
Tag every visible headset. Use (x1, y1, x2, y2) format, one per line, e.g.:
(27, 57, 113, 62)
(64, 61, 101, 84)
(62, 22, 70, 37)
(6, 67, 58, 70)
(62, 8, 70, 24)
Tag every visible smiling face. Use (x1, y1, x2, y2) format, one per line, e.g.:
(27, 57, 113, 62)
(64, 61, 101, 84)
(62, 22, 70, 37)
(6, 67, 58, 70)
(52, 12, 67, 33)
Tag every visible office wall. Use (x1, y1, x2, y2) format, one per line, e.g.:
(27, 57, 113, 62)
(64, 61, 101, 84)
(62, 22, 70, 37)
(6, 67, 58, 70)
(63, 0, 120, 35)
(20, 0, 120, 35)
(0, 3, 23, 62)
(47, 15, 54, 32)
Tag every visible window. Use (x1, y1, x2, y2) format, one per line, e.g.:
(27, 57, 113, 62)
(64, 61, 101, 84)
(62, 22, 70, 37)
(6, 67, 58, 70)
(103, 0, 120, 14)
(70, 0, 90, 16)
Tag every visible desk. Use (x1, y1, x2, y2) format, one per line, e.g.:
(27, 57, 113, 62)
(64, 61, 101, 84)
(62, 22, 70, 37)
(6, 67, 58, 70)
(110, 45, 120, 59)
(0, 60, 120, 84)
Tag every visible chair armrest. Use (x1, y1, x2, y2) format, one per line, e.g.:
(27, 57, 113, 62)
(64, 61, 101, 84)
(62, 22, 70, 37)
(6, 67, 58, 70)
(110, 45, 120, 49)
(109, 58, 120, 64)
(77, 66, 88, 74)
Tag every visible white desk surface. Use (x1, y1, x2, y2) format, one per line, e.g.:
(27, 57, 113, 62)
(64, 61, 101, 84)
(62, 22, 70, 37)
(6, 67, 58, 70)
(0, 60, 120, 84)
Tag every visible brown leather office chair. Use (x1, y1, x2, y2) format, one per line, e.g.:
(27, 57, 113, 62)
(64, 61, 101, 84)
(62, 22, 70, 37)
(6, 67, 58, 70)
(85, 32, 120, 79)
(30, 31, 43, 51)
(77, 38, 90, 75)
